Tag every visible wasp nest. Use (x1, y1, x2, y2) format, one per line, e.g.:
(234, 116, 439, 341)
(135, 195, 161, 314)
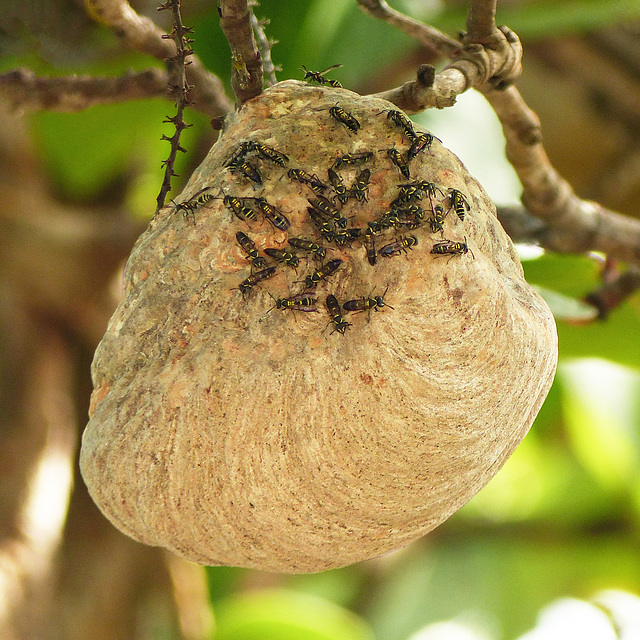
(80, 80, 557, 573)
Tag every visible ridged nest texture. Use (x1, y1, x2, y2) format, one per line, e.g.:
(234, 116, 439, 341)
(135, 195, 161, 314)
(80, 80, 558, 573)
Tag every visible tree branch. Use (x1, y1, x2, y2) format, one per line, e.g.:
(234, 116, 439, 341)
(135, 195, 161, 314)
(85, 0, 232, 116)
(360, 0, 640, 273)
(249, 3, 279, 87)
(0, 68, 170, 112)
(218, 0, 264, 106)
(156, 0, 194, 211)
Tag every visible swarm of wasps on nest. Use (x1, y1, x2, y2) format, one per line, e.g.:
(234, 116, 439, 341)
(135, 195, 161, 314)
(171, 66, 474, 336)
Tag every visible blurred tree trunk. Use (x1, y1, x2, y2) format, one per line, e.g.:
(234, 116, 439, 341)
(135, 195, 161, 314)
(0, 104, 212, 640)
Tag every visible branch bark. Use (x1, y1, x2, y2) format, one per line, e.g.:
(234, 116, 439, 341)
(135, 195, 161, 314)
(0, 68, 169, 112)
(85, 0, 232, 116)
(359, 0, 640, 272)
(219, 0, 264, 106)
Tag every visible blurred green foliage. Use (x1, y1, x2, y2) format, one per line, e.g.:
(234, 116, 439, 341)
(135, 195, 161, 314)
(6, 0, 640, 638)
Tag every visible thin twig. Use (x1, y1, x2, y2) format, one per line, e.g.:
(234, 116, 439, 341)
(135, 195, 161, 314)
(219, 0, 264, 106)
(84, 0, 232, 116)
(0, 68, 170, 112)
(248, 2, 279, 87)
(156, 0, 194, 211)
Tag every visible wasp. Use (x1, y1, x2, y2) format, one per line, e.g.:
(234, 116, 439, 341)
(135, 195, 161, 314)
(401, 180, 445, 198)
(334, 227, 361, 246)
(300, 64, 343, 88)
(350, 169, 370, 202)
(251, 142, 289, 167)
(393, 204, 424, 220)
(230, 160, 263, 185)
(364, 219, 384, 239)
(343, 288, 394, 313)
(429, 204, 447, 233)
(309, 195, 348, 228)
(382, 109, 416, 140)
(288, 237, 327, 261)
(252, 197, 291, 230)
(223, 195, 259, 222)
(387, 148, 411, 179)
(365, 233, 377, 266)
(264, 247, 299, 269)
(431, 237, 474, 260)
(379, 235, 418, 258)
(325, 294, 351, 334)
(329, 105, 360, 133)
(173, 188, 215, 223)
(328, 167, 349, 205)
(332, 151, 373, 169)
(390, 187, 424, 209)
(267, 292, 319, 314)
(307, 207, 335, 243)
(224, 141, 253, 168)
(407, 132, 439, 160)
(448, 189, 470, 221)
(287, 168, 329, 194)
(303, 259, 343, 289)
(236, 231, 267, 269)
(236, 266, 277, 295)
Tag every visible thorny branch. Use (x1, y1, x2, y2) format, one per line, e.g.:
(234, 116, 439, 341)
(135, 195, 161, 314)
(0, 68, 170, 112)
(85, 0, 232, 117)
(218, 0, 264, 106)
(156, 0, 194, 211)
(359, 0, 640, 315)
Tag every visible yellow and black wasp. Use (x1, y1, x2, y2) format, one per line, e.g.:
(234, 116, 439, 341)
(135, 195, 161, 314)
(230, 160, 263, 185)
(431, 237, 474, 260)
(252, 197, 291, 231)
(223, 195, 259, 223)
(407, 132, 439, 160)
(303, 259, 343, 289)
(325, 294, 351, 335)
(264, 247, 299, 269)
(249, 142, 289, 167)
(307, 206, 335, 243)
(332, 151, 373, 169)
(287, 168, 329, 194)
(173, 187, 215, 224)
(387, 148, 411, 180)
(288, 237, 327, 262)
(334, 227, 361, 246)
(328, 167, 350, 205)
(224, 141, 253, 168)
(343, 287, 394, 314)
(379, 235, 418, 258)
(309, 195, 348, 229)
(329, 105, 360, 133)
(236, 231, 267, 269)
(448, 189, 470, 221)
(428, 204, 447, 233)
(382, 109, 417, 140)
(236, 266, 277, 296)
(300, 64, 343, 88)
(350, 168, 370, 202)
(266, 292, 319, 316)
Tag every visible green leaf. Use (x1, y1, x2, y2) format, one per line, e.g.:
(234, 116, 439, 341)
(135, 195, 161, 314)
(213, 589, 374, 640)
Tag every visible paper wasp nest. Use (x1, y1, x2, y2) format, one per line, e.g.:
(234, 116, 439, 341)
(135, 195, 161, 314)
(80, 80, 557, 573)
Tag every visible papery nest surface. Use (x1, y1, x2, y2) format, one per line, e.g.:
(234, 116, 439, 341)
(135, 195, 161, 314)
(80, 80, 558, 573)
